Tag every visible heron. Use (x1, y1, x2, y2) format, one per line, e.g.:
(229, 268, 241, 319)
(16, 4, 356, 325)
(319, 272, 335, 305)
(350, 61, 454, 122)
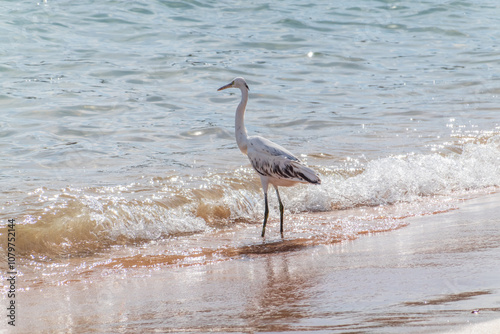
(218, 77, 321, 238)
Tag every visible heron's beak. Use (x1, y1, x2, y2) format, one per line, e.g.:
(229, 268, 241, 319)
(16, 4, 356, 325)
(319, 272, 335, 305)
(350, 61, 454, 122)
(217, 82, 233, 91)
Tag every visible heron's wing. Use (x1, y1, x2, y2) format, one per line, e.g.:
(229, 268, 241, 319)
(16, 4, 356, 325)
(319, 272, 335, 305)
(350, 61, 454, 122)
(249, 136, 299, 160)
(247, 136, 321, 184)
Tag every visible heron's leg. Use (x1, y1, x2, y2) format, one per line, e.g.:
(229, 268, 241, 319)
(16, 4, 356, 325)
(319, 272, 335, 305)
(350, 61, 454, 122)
(260, 177, 270, 237)
(261, 192, 269, 237)
(274, 186, 284, 238)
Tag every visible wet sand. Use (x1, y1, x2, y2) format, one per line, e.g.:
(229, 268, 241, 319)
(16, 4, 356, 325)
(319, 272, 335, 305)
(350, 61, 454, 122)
(13, 192, 500, 333)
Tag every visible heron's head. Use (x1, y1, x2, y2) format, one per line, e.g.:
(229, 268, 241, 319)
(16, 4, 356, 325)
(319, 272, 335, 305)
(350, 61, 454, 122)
(217, 77, 249, 92)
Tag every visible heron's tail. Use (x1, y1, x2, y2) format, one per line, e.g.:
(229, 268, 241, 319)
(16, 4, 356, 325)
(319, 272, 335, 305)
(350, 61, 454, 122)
(294, 162, 321, 185)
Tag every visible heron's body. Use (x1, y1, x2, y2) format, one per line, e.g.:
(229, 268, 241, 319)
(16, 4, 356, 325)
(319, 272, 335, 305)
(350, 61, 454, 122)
(218, 77, 321, 237)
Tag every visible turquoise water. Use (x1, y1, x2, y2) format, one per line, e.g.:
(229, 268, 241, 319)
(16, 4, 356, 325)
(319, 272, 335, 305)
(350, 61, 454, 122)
(1, 1, 500, 259)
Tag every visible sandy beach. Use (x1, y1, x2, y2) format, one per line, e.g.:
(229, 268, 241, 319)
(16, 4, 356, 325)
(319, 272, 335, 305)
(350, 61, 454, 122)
(7, 192, 498, 333)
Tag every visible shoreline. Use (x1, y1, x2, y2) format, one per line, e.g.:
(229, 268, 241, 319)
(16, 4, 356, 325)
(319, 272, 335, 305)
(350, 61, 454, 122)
(12, 192, 500, 333)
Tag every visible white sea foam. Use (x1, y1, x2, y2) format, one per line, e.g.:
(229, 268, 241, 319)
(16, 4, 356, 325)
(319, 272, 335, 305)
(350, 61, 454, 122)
(287, 136, 500, 212)
(90, 200, 209, 241)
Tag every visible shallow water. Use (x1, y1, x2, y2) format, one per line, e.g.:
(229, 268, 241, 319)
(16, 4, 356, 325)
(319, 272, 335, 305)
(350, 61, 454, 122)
(13, 193, 500, 333)
(1, 1, 500, 329)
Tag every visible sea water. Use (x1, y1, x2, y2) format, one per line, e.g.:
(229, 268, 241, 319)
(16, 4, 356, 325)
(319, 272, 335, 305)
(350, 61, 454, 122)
(1, 0, 500, 279)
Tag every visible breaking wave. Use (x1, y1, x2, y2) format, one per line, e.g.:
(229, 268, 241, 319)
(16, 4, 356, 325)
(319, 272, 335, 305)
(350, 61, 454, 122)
(1, 135, 499, 258)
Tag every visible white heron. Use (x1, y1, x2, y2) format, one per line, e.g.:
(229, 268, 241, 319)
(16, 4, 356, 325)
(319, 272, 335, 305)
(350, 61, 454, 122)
(218, 77, 321, 237)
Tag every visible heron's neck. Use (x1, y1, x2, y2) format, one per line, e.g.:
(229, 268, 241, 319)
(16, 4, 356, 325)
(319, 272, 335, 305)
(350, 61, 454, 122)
(235, 87, 249, 154)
